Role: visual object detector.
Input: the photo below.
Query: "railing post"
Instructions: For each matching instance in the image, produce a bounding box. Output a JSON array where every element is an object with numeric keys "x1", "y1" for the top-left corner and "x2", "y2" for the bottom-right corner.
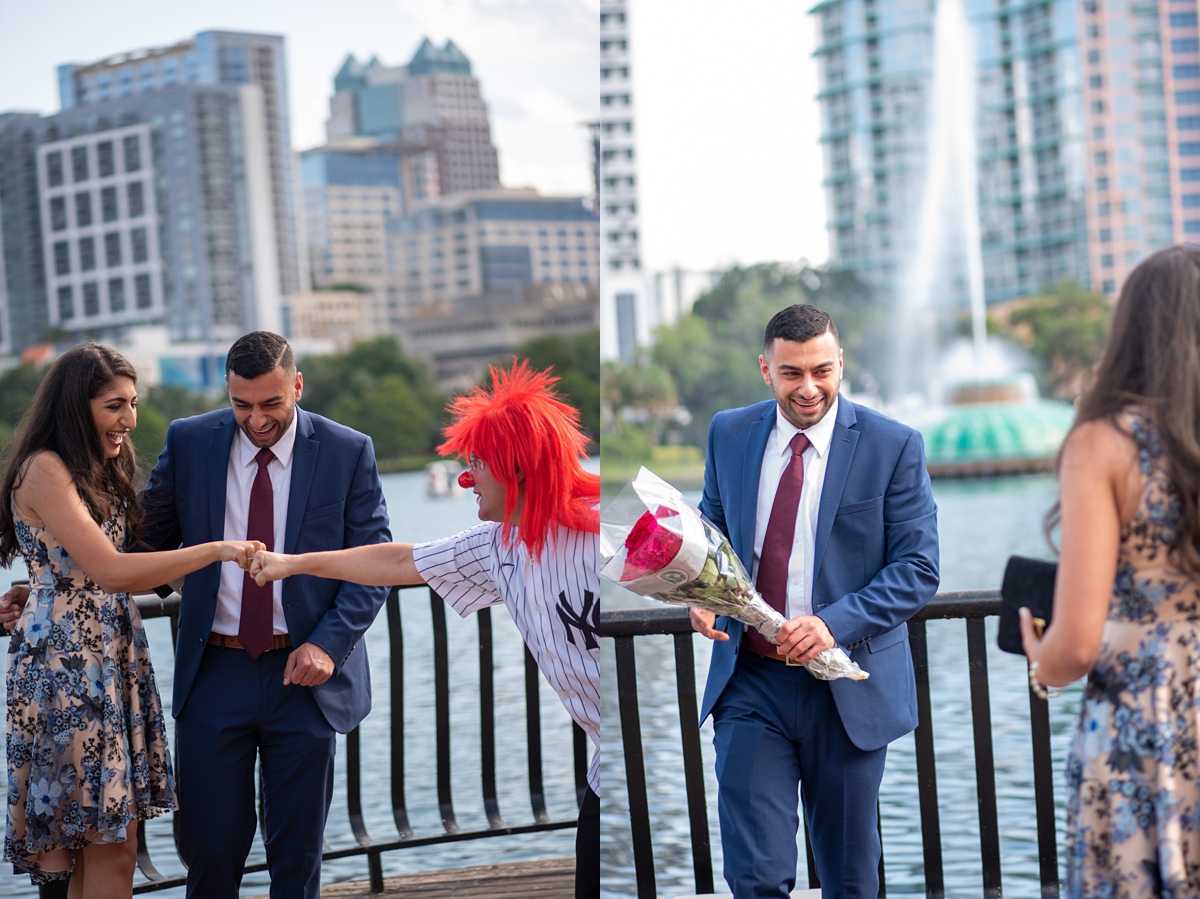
[
  {"x1": 672, "y1": 632, "x2": 714, "y2": 894},
  {"x1": 1029, "y1": 685, "x2": 1060, "y2": 898},
  {"x1": 614, "y1": 634, "x2": 657, "y2": 899},
  {"x1": 477, "y1": 608, "x2": 504, "y2": 828},
  {"x1": 429, "y1": 592, "x2": 459, "y2": 834},
  {"x1": 385, "y1": 587, "x2": 413, "y2": 839},
  {"x1": 525, "y1": 645, "x2": 550, "y2": 823},
  {"x1": 908, "y1": 619, "x2": 944, "y2": 899},
  {"x1": 966, "y1": 618, "x2": 1002, "y2": 898}
]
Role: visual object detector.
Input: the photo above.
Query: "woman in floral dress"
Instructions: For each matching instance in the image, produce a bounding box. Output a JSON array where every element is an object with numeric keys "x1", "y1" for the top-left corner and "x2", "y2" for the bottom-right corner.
[
  {"x1": 1, "y1": 344, "x2": 261, "y2": 897},
  {"x1": 1021, "y1": 245, "x2": 1200, "y2": 896}
]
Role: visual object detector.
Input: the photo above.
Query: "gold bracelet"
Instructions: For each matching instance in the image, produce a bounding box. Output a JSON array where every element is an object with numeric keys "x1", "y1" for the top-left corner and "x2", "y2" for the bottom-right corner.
[{"x1": 1028, "y1": 660, "x2": 1064, "y2": 700}]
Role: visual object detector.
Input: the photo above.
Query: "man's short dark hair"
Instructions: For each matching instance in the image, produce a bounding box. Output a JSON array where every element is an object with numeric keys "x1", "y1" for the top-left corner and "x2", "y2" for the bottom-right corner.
[
  {"x1": 763, "y1": 304, "x2": 838, "y2": 355},
  {"x1": 225, "y1": 331, "x2": 295, "y2": 379}
]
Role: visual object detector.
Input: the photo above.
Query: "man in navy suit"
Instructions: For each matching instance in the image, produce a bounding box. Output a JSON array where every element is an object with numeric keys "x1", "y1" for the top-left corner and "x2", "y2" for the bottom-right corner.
[
  {"x1": 689, "y1": 305, "x2": 938, "y2": 898},
  {"x1": 142, "y1": 331, "x2": 390, "y2": 898}
]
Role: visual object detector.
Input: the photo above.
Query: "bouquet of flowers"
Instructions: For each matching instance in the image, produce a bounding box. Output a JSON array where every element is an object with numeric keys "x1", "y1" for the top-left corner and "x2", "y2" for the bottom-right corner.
[{"x1": 600, "y1": 467, "x2": 866, "y2": 681}]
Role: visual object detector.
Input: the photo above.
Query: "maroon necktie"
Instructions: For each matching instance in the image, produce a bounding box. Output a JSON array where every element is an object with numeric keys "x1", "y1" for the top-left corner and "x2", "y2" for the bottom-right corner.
[
  {"x1": 239, "y1": 447, "x2": 275, "y2": 659},
  {"x1": 746, "y1": 432, "x2": 811, "y2": 657}
]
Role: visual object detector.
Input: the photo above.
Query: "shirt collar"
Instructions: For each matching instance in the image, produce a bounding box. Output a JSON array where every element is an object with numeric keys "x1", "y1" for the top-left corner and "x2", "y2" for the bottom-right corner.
[
  {"x1": 772, "y1": 394, "x2": 839, "y2": 460},
  {"x1": 233, "y1": 408, "x2": 299, "y2": 470}
]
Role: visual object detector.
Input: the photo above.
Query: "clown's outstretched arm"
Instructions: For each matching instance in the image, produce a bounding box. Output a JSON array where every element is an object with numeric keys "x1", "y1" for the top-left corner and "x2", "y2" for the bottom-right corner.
[{"x1": 251, "y1": 544, "x2": 426, "y2": 587}]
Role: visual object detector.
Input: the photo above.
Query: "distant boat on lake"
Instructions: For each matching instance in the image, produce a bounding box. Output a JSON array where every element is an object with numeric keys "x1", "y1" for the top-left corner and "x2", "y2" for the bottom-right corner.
[{"x1": 424, "y1": 460, "x2": 466, "y2": 498}]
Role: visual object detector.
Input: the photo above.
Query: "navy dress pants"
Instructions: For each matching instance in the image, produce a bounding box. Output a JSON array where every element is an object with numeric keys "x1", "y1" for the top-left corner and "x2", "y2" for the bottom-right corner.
[
  {"x1": 712, "y1": 652, "x2": 887, "y2": 899},
  {"x1": 176, "y1": 643, "x2": 336, "y2": 899}
]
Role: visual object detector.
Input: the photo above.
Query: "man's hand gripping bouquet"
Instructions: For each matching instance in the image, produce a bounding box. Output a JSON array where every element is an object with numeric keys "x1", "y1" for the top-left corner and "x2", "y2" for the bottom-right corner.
[{"x1": 600, "y1": 468, "x2": 866, "y2": 681}]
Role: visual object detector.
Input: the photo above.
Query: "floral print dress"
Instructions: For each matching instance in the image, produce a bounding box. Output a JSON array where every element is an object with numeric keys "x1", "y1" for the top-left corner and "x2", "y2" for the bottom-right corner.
[
  {"x1": 1066, "y1": 411, "x2": 1200, "y2": 897},
  {"x1": 4, "y1": 499, "x2": 175, "y2": 884}
]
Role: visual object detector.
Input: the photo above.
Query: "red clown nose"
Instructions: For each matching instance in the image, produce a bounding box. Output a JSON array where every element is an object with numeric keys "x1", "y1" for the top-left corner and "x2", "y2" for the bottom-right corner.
[{"x1": 457, "y1": 470, "x2": 475, "y2": 489}]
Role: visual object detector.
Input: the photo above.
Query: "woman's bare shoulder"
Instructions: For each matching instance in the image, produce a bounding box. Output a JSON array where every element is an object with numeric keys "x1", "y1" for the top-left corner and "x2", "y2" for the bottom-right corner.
[
  {"x1": 1063, "y1": 417, "x2": 1135, "y2": 466},
  {"x1": 20, "y1": 450, "x2": 70, "y2": 483}
]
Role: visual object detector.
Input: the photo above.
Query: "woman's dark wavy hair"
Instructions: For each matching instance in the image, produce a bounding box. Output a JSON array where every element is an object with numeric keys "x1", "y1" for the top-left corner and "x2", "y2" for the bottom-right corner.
[
  {"x1": 0, "y1": 343, "x2": 143, "y2": 567},
  {"x1": 1047, "y1": 245, "x2": 1200, "y2": 576}
]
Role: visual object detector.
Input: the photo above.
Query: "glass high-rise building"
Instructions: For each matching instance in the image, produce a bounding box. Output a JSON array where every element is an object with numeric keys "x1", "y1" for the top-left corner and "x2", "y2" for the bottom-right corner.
[
  {"x1": 1078, "y1": 0, "x2": 1200, "y2": 294},
  {"x1": 325, "y1": 39, "x2": 501, "y2": 196},
  {"x1": 57, "y1": 30, "x2": 301, "y2": 299},
  {"x1": 0, "y1": 30, "x2": 301, "y2": 351},
  {"x1": 598, "y1": 0, "x2": 649, "y2": 363},
  {"x1": 0, "y1": 83, "x2": 285, "y2": 347},
  {"x1": 812, "y1": 0, "x2": 1087, "y2": 308},
  {"x1": 811, "y1": 0, "x2": 1200, "y2": 306}
]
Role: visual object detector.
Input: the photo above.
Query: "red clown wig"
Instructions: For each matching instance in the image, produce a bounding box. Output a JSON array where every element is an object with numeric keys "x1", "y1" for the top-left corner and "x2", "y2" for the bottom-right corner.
[{"x1": 439, "y1": 360, "x2": 599, "y2": 560}]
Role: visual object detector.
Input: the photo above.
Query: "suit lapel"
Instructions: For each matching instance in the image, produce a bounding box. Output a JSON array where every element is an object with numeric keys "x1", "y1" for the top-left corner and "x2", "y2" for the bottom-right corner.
[
  {"x1": 209, "y1": 416, "x2": 236, "y2": 540},
  {"x1": 737, "y1": 404, "x2": 775, "y2": 565},
  {"x1": 813, "y1": 397, "x2": 859, "y2": 581},
  {"x1": 285, "y1": 409, "x2": 317, "y2": 554}
]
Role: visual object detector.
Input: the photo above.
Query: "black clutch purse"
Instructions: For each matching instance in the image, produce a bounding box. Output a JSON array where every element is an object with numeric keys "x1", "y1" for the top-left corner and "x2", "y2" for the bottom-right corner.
[{"x1": 996, "y1": 555, "x2": 1058, "y2": 654}]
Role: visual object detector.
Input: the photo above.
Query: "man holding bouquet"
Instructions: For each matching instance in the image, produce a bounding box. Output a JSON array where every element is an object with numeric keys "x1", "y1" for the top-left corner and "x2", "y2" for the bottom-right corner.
[{"x1": 690, "y1": 304, "x2": 939, "y2": 898}]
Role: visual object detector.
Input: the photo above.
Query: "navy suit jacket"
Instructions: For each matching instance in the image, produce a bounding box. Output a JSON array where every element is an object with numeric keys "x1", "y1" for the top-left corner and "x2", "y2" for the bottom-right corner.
[
  {"x1": 698, "y1": 397, "x2": 939, "y2": 752},
  {"x1": 140, "y1": 406, "x2": 391, "y2": 734}
]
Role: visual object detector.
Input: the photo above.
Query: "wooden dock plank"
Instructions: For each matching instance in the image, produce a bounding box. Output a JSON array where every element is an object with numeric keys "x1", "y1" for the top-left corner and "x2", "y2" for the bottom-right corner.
[{"x1": 248, "y1": 856, "x2": 575, "y2": 898}]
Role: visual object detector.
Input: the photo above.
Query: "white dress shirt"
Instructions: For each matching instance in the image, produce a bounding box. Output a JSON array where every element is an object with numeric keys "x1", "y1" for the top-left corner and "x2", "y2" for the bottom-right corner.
[
  {"x1": 212, "y1": 414, "x2": 298, "y2": 636},
  {"x1": 752, "y1": 396, "x2": 840, "y2": 620}
]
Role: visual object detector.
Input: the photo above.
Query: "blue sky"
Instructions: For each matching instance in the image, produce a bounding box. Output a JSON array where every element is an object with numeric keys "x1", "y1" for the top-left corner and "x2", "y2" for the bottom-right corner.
[{"x1": 0, "y1": 0, "x2": 599, "y2": 196}]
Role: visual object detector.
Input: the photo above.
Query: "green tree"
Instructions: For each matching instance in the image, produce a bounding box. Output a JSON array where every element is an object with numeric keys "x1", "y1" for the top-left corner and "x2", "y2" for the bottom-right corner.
[
  {"x1": 601, "y1": 357, "x2": 680, "y2": 460},
  {"x1": 990, "y1": 281, "x2": 1112, "y2": 398},
  {"x1": 130, "y1": 403, "x2": 171, "y2": 472},
  {"x1": 298, "y1": 336, "x2": 446, "y2": 459},
  {"x1": 140, "y1": 383, "x2": 221, "y2": 423},
  {"x1": 500, "y1": 330, "x2": 600, "y2": 439},
  {"x1": 0, "y1": 364, "x2": 48, "y2": 434},
  {"x1": 330, "y1": 373, "x2": 436, "y2": 457}
]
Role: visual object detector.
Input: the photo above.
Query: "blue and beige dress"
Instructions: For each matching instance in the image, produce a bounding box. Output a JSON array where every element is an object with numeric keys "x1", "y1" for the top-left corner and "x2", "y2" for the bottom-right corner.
[
  {"x1": 4, "y1": 498, "x2": 175, "y2": 883},
  {"x1": 1066, "y1": 409, "x2": 1200, "y2": 896}
]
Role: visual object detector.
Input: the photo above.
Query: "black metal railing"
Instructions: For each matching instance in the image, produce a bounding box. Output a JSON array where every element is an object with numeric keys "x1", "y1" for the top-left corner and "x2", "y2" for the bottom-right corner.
[
  {"x1": 37, "y1": 584, "x2": 585, "y2": 897},
  {"x1": 599, "y1": 591, "x2": 1062, "y2": 899}
]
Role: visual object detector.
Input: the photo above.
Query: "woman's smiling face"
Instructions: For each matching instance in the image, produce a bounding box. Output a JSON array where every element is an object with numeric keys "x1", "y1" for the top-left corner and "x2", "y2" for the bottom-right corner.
[{"x1": 90, "y1": 376, "x2": 137, "y2": 458}]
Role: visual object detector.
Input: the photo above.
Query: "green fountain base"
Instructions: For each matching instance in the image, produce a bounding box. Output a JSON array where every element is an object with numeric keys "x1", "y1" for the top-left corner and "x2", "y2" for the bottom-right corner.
[{"x1": 910, "y1": 376, "x2": 1076, "y2": 478}]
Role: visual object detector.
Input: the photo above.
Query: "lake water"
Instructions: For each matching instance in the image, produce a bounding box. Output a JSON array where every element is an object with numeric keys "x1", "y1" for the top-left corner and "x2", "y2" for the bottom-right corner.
[
  {"x1": 599, "y1": 473, "x2": 1078, "y2": 898},
  {"x1": 2, "y1": 468, "x2": 583, "y2": 898}
]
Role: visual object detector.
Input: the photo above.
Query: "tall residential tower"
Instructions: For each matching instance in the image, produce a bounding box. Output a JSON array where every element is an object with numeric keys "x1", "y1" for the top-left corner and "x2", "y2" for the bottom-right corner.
[
  {"x1": 811, "y1": 0, "x2": 1200, "y2": 305},
  {"x1": 58, "y1": 30, "x2": 302, "y2": 299},
  {"x1": 598, "y1": 0, "x2": 649, "y2": 363},
  {"x1": 325, "y1": 39, "x2": 500, "y2": 196}
]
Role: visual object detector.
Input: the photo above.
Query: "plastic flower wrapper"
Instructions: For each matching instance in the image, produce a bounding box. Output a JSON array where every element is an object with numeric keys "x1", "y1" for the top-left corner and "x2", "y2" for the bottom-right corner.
[{"x1": 600, "y1": 467, "x2": 866, "y2": 681}]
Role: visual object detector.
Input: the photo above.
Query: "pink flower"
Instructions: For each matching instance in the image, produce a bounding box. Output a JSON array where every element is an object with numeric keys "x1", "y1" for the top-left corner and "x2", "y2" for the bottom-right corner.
[{"x1": 621, "y1": 507, "x2": 682, "y2": 581}]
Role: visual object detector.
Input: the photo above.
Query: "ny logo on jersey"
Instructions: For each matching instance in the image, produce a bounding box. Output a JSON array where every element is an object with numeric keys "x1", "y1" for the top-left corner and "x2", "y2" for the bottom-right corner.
[{"x1": 557, "y1": 589, "x2": 598, "y2": 651}]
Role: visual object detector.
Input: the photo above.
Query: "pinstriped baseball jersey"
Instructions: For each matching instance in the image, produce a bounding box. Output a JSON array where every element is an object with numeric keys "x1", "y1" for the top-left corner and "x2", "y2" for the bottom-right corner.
[{"x1": 412, "y1": 521, "x2": 600, "y2": 792}]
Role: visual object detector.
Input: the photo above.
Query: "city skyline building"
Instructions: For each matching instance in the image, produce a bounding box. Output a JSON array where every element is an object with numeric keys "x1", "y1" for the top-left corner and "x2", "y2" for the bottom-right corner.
[
  {"x1": 0, "y1": 80, "x2": 283, "y2": 350},
  {"x1": 382, "y1": 187, "x2": 599, "y2": 387},
  {"x1": 811, "y1": 0, "x2": 1088, "y2": 311},
  {"x1": 57, "y1": 30, "x2": 302, "y2": 300},
  {"x1": 300, "y1": 138, "x2": 440, "y2": 332},
  {"x1": 326, "y1": 39, "x2": 501, "y2": 197},
  {"x1": 1078, "y1": 0, "x2": 1200, "y2": 294},
  {"x1": 0, "y1": 113, "x2": 47, "y2": 356},
  {"x1": 384, "y1": 187, "x2": 598, "y2": 318},
  {"x1": 811, "y1": 0, "x2": 1200, "y2": 310},
  {"x1": 598, "y1": 0, "x2": 651, "y2": 364}
]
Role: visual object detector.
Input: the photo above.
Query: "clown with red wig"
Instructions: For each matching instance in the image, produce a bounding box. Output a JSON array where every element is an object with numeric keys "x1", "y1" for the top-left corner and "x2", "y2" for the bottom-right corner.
[{"x1": 249, "y1": 360, "x2": 601, "y2": 899}]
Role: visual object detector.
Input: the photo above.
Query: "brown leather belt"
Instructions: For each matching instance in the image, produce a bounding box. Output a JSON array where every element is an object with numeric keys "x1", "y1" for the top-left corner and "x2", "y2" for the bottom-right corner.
[
  {"x1": 208, "y1": 632, "x2": 292, "y2": 652},
  {"x1": 742, "y1": 632, "x2": 799, "y2": 665}
]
